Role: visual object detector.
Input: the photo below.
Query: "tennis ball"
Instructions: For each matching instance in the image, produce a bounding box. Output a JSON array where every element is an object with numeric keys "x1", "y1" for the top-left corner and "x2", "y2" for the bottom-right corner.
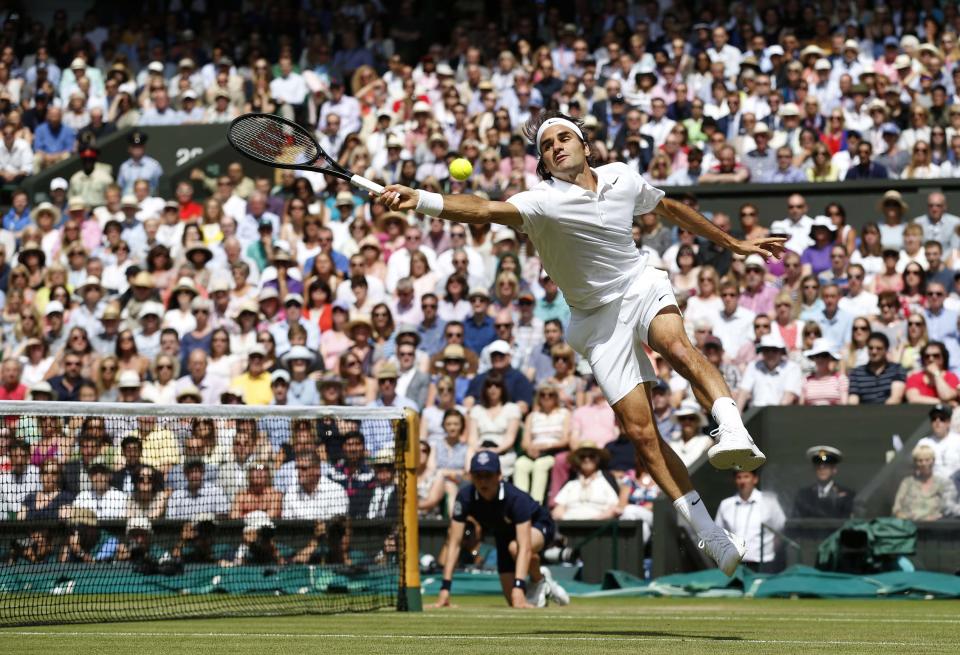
[{"x1": 449, "y1": 157, "x2": 473, "y2": 181}]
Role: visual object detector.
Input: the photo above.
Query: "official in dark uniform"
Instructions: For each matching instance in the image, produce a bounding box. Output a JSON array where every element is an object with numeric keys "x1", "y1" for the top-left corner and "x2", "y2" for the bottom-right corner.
[
  {"x1": 793, "y1": 446, "x2": 856, "y2": 518},
  {"x1": 434, "y1": 451, "x2": 567, "y2": 608}
]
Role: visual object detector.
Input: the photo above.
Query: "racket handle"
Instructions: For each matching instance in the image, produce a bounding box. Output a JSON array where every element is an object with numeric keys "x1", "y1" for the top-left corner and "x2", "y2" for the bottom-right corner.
[{"x1": 351, "y1": 175, "x2": 384, "y2": 196}]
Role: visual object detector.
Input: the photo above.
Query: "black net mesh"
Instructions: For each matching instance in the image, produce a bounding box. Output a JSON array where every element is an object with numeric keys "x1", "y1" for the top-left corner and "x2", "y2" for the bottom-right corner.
[
  {"x1": 229, "y1": 115, "x2": 320, "y2": 166},
  {"x1": 0, "y1": 403, "x2": 408, "y2": 626}
]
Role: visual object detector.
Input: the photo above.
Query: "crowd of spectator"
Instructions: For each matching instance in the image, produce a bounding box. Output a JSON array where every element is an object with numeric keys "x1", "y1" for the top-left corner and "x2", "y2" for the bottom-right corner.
[{"x1": 2, "y1": 2, "x2": 960, "y2": 571}]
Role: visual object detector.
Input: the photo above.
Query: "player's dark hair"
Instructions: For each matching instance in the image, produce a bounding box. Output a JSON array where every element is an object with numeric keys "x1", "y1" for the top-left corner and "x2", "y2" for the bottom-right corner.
[{"x1": 522, "y1": 111, "x2": 590, "y2": 181}]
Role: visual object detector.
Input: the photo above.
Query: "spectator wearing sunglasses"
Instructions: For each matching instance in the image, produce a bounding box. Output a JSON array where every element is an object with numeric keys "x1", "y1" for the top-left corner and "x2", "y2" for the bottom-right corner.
[{"x1": 905, "y1": 341, "x2": 959, "y2": 404}]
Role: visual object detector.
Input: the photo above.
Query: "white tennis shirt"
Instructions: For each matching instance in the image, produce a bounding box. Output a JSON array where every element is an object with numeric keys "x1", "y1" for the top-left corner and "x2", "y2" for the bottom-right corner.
[{"x1": 507, "y1": 162, "x2": 665, "y2": 310}]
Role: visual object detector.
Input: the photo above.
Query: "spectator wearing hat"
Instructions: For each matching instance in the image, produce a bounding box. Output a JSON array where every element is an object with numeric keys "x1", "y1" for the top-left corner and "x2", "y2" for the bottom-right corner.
[
  {"x1": 918, "y1": 405, "x2": 960, "y2": 482},
  {"x1": 801, "y1": 338, "x2": 849, "y2": 406},
  {"x1": 67, "y1": 275, "x2": 105, "y2": 337},
  {"x1": 281, "y1": 346, "x2": 320, "y2": 406},
  {"x1": 133, "y1": 301, "x2": 164, "y2": 360},
  {"x1": 742, "y1": 122, "x2": 776, "y2": 182},
  {"x1": 370, "y1": 362, "x2": 418, "y2": 411},
  {"x1": 466, "y1": 339, "x2": 534, "y2": 414},
  {"x1": 463, "y1": 287, "x2": 496, "y2": 354},
  {"x1": 230, "y1": 344, "x2": 273, "y2": 405},
  {"x1": 436, "y1": 451, "x2": 564, "y2": 609},
  {"x1": 739, "y1": 254, "x2": 778, "y2": 317},
  {"x1": 875, "y1": 123, "x2": 910, "y2": 177},
  {"x1": 737, "y1": 332, "x2": 802, "y2": 408},
  {"x1": 552, "y1": 442, "x2": 619, "y2": 520},
  {"x1": 794, "y1": 446, "x2": 855, "y2": 519},
  {"x1": 117, "y1": 130, "x2": 163, "y2": 194},
  {"x1": 42, "y1": 299, "x2": 68, "y2": 356},
  {"x1": 667, "y1": 401, "x2": 714, "y2": 467}
]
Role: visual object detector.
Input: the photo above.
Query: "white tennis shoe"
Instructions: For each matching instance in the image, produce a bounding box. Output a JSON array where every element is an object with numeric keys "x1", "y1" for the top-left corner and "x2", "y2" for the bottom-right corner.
[
  {"x1": 708, "y1": 424, "x2": 766, "y2": 471},
  {"x1": 698, "y1": 527, "x2": 747, "y2": 576},
  {"x1": 526, "y1": 577, "x2": 548, "y2": 607},
  {"x1": 539, "y1": 566, "x2": 570, "y2": 606}
]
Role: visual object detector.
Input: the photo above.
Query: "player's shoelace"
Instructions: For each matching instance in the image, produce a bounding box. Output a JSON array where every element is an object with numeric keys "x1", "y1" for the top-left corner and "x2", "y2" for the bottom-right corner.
[{"x1": 709, "y1": 424, "x2": 755, "y2": 445}]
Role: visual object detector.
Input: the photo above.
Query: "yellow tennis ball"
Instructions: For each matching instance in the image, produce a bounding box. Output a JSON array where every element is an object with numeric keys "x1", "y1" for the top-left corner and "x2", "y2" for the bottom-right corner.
[{"x1": 449, "y1": 157, "x2": 473, "y2": 181}]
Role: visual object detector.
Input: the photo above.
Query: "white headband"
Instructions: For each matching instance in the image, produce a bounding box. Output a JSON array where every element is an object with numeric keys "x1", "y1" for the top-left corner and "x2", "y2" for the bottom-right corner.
[{"x1": 535, "y1": 118, "x2": 584, "y2": 154}]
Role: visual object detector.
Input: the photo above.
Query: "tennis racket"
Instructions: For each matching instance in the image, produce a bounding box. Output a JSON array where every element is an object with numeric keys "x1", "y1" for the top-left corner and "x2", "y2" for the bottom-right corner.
[{"x1": 227, "y1": 113, "x2": 384, "y2": 196}]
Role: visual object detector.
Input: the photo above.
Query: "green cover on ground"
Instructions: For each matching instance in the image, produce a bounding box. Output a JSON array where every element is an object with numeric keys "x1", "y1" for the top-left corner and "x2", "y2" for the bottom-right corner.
[{"x1": 421, "y1": 565, "x2": 960, "y2": 599}]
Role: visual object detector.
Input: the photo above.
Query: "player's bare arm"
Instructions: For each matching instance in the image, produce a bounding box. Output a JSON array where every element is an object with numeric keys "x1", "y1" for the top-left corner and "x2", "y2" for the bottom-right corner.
[
  {"x1": 434, "y1": 518, "x2": 465, "y2": 608},
  {"x1": 378, "y1": 185, "x2": 522, "y2": 228},
  {"x1": 654, "y1": 197, "x2": 787, "y2": 261}
]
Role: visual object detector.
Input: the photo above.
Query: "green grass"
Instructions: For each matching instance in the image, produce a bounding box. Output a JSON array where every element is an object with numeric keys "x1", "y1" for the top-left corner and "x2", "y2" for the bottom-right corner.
[{"x1": 2, "y1": 596, "x2": 959, "y2": 655}]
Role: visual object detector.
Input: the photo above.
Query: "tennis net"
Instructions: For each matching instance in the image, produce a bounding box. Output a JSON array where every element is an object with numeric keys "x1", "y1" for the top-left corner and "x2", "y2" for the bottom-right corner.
[{"x1": 0, "y1": 400, "x2": 419, "y2": 626}]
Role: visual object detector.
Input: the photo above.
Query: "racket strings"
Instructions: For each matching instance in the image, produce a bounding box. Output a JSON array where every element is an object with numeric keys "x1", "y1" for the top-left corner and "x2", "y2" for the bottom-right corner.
[{"x1": 232, "y1": 116, "x2": 320, "y2": 166}]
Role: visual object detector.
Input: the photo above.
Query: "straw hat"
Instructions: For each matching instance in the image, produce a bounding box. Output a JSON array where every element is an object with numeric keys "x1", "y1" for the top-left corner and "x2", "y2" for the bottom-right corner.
[{"x1": 569, "y1": 441, "x2": 611, "y2": 468}]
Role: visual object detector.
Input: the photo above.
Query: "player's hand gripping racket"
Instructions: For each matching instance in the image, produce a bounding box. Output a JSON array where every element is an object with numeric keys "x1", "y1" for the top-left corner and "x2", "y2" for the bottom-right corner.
[{"x1": 227, "y1": 113, "x2": 384, "y2": 196}]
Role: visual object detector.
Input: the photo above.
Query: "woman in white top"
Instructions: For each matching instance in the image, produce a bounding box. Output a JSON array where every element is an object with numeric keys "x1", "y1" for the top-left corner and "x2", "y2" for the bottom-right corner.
[
  {"x1": 420, "y1": 376, "x2": 465, "y2": 444},
  {"x1": 551, "y1": 442, "x2": 619, "y2": 521},
  {"x1": 468, "y1": 374, "x2": 521, "y2": 477},
  {"x1": 20, "y1": 338, "x2": 55, "y2": 386},
  {"x1": 438, "y1": 272, "x2": 471, "y2": 323},
  {"x1": 683, "y1": 265, "x2": 723, "y2": 328},
  {"x1": 208, "y1": 327, "x2": 242, "y2": 379},
  {"x1": 668, "y1": 402, "x2": 714, "y2": 468},
  {"x1": 409, "y1": 250, "x2": 438, "y2": 302},
  {"x1": 514, "y1": 383, "x2": 571, "y2": 504},
  {"x1": 164, "y1": 277, "x2": 199, "y2": 338},
  {"x1": 140, "y1": 354, "x2": 179, "y2": 405},
  {"x1": 849, "y1": 222, "x2": 884, "y2": 283},
  {"x1": 901, "y1": 140, "x2": 942, "y2": 179},
  {"x1": 230, "y1": 301, "x2": 260, "y2": 360}
]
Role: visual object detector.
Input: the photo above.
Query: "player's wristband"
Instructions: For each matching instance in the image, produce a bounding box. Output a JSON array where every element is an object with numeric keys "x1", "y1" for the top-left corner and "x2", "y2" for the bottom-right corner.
[
  {"x1": 513, "y1": 578, "x2": 527, "y2": 591},
  {"x1": 415, "y1": 190, "x2": 444, "y2": 217},
  {"x1": 440, "y1": 579, "x2": 452, "y2": 591}
]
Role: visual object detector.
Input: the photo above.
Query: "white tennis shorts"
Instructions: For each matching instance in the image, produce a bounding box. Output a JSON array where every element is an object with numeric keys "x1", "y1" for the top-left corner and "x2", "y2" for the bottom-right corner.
[{"x1": 566, "y1": 266, "x2": 677, "y2": 405}]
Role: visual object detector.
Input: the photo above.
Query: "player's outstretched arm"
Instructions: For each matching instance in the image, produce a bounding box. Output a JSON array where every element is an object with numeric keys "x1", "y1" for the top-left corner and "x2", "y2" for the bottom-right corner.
[
  {"x1": 654, "y1": 197, "x2": 787, "y2": 260},
  {"x1": 378, "y1": 184, "x2": 522, "y2": 228}
]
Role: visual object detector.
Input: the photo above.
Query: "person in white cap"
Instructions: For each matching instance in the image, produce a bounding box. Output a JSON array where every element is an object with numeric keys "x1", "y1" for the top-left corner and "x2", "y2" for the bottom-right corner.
[
  {"x1": 379, "y1": 112, "x2": 786, "y2": 575},
  {"x1": 667, "y1": 401, "x2": 714, "y2": 468},
  {"x1": 737, "y1": 332, "x2": 802, "y2": 408}
]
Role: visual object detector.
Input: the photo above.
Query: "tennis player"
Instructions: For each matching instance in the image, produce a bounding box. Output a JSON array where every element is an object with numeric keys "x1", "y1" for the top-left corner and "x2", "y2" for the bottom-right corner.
[
  {"x1": 379, "y1": 111, "x2": 786, "y2": 574},
  {"x1": 435, "y1": 451, "x2": 568, "y2": 609}
]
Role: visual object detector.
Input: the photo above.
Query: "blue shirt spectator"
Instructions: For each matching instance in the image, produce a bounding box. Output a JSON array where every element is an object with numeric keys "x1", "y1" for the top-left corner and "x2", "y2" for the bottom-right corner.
[
  {"x1": 464, "y1": 311, "x2": 496, "y2": 354},
  {"x1": 34, "y1": 118, "x2": 75, "y2": 156},
  {"x1": 117, "y1": 155, "x2": 163, "y2": 194}
]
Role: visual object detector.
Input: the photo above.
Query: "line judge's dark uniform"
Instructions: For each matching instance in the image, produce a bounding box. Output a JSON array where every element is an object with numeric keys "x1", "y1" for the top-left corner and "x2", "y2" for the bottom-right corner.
[{"x1": 793, "y1": 481, "x2": 855, "y2": 519}]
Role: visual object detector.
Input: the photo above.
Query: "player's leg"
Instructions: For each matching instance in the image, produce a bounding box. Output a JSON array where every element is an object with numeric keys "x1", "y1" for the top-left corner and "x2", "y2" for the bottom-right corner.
[
  {"x1": 612, "y1": 383, "x2": 745, "y2": 575},
  {"x1": 646, "y1": 306, "x2": 765, "y2": 471}
]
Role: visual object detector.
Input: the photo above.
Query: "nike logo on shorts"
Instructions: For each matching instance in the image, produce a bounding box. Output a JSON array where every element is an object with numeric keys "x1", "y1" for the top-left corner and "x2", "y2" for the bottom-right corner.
[
  {"x1": 692, "y1": 496, "x2": 701, "y2": 506},
  {"x1": 658, "y1": 294, "x2": 668, "y2": 302}
]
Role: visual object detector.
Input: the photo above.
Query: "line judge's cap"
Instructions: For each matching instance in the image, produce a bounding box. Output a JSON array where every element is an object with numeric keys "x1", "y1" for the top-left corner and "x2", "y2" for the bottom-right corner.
[
  {"x1": 929, "y1": 403, "x2": 953, "y2": 420},
  {"x1": 806, "y1": 445, "x2": 843, "y2": 465},
  {"x1": 469, "y1": 450, "x2": 501, "y2": 473},
  {"x1": 128, "y1": 130, "x2": 148, "y2": 145}
]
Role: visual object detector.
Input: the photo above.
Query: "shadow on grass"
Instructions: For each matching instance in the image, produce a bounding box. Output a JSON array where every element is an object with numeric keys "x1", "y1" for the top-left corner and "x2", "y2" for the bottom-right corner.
[{"x1": 523, "y1": 629, "x2": 742, "y2": 641}]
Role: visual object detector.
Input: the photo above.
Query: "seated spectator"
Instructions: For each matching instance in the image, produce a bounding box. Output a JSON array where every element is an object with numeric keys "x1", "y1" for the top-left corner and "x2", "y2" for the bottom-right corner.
[
  {"x1": 812, "y1": 283, "x2": 854, "y2": 352},
  {"x1": 667, "y1": 401, "x2": 713, "y2": 467},
  {"x1": 905, "y1": 341, "x2": 959, "y2": 404},
  {"x1": 732, "y1": 313, "x2": 771, "y2": 372},
  {"x1": 763, "y1": 146, "x2": 807, "y2": 183},
  {"x1": 17, "y1": 460, "x2": 73, "y2": 521},
  {"x1": 801, "y1": 338, "x2": 849, "y2": 405},
  {"x1": 369, "y1": 362, "x2": 418, "y2": 410},
  {"x1": 924, "y1": 282, "x2": 958, "y2": 342},
  {"x1": 892, "y1": 444, "x2": 958, "y2": 521},
  {"x1": 545, "y1": 343, "x2": 583, "y2": 409},
  {"x1": 365, "y1": 453, "x2": 398, "y2": 520},
  {"x1": 416, "y1": 440, "x2": 446, "y2": 521},
  {"x1": 72, "y1": 464, "x2": 128, "y2": 520},
  {"x1": 465, "y1": 340, "x2": 534, "y2": 413},
  {"x1": 793, "y1": 446, "x2": 855, "y2": 519},
  {"x1": 715, "y1": 469, "x2": 786, "y2": 573},
  {"x1": 698, "y1": 145, "x2": 749, "y2": 183},
  {"x1": 57, "y1": 509, "x2": 118, "y2": 563},
  {"x1": 166, "y1": 459, "x2": 230, "y2": 520},
  {"x1": 702, "y1": 336, "x2": 741, "y2": 396},
  {"x1": 230, "y1": 463, "x2": 283, "y2": 520},
  {"x1": 801, "y1": 216, "x2": 838, "y2": 277},
  {"x1": 329, "y1": 432, "x2": 375, "y2": 518},
  {"x1": 468, "y1": 373, "x2": 522, "y2": 478},
  {"x1": 917, "y1": 404, "x2": 960, "y2": 482},
  {"x1": 737, "y1": 332, "x2": 802, "y2": 408},
  {"x1": 551, "y1": 442, "x2": 619, "y2": 521},
  {"x1": 0, "y1": 441, "x2": 39, "y2": 516},
  {"x1": 125, "y1": 464, "x2": 168, "y2": 520},
  {"x1": 515, "y1": 383, "x2": 571, "y2": 504},
  {"x1": 282, "y1": 453, "x2": 349, "y2": 520},
  {"x1": 848, "y1": 332, "x2": 907, "y2": 405}
]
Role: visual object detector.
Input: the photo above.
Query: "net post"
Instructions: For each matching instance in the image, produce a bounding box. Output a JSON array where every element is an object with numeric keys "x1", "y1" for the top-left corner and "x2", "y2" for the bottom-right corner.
[{"x1": 399, "y1": 408, "x2": 423, "y2": 612}]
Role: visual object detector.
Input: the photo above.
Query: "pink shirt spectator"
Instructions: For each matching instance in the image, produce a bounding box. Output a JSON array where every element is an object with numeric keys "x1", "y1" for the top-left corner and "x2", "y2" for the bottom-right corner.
[
  {"x1": 571, "y1": 401, "x2": 617, "y2": 447},
  {"x1": 739, "y1": 284, "x2": 778, "y2": 316}
]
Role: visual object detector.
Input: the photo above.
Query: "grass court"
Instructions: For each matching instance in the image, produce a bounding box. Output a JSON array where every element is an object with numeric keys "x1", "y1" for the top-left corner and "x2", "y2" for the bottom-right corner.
[{"x1": 2, "y1": 595, "x2": 958, "y2": 654}]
